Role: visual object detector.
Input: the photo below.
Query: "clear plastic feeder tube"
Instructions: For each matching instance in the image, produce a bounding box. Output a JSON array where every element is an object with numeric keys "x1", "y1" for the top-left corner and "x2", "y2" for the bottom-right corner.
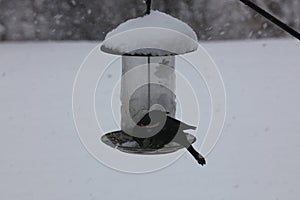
[{"x1": 121, "y1": 55, "x2": 176, "y2": 135}]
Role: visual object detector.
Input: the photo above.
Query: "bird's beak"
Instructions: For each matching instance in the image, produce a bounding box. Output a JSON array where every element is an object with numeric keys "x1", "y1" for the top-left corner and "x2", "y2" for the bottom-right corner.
[{"x1": 140, "y1": 122, "x2": 160, "y2": 128}]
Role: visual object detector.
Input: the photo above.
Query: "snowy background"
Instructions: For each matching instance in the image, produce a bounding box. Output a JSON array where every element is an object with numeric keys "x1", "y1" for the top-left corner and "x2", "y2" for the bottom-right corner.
[
  {"x1": 1, "y1": 39, "x2": 299, "y2": 199},
  {"x1": 0, "y1": 0, "x2": 300, "y2": 199}
]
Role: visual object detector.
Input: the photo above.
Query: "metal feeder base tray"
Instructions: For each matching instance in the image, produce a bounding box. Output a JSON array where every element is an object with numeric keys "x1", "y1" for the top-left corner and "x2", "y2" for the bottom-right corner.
[{"x1": 101, "y1": 130, "x2": 196, "y2": 155}]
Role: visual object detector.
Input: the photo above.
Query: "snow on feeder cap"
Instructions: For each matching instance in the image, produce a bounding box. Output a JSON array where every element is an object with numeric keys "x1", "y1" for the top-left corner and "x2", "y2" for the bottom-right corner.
[
  {"x1": 100, "y1": 10, "x2": 206, "y2": 166},
  {"x1": 101, "y1": 11, "x2": 198, "y2": 56}
]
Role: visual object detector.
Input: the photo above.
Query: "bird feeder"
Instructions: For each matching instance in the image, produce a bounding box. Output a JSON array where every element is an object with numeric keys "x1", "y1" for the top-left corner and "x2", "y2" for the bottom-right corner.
[{"x1": 100, "y1": 11, "x2": 199, "y2": 154}]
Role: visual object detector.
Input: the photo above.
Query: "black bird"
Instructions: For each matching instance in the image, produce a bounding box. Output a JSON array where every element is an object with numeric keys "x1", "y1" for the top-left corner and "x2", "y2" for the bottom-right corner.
[{"x1": 131, "y1": 110, "x2": 206, "y2": 166}]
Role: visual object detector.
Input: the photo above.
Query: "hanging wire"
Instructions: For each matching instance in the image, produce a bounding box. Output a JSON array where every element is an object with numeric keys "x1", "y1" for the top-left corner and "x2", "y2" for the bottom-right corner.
[
  {"x1": 145, "y1": 0, "x2": 152, "y2": 15},
  {"x1": 239, "y1": 0, "x2": 300, "y2": 41}
]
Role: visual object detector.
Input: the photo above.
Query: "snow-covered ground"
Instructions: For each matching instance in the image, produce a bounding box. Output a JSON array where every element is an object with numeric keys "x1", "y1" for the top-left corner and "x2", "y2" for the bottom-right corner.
[{"x1": 0, "y1": 39, "x2": 299, "y2": 199}]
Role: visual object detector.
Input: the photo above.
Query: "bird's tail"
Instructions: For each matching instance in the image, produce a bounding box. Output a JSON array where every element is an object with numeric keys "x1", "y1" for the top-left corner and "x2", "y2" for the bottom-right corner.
[{"x1": 187, "y1": 145, "x2": 206, "y2": 166}]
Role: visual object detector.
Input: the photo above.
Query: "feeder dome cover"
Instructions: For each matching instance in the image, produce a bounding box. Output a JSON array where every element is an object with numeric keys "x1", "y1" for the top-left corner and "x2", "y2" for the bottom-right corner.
[{"x1": 101, "y1": 11, "x2": 198, "y2": 56}]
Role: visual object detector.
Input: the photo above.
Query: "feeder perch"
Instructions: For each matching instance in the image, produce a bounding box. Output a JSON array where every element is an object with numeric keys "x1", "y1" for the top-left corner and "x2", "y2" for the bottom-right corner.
[{"x1": 100, "y1": 11, "x2": 199, "y2": 154}]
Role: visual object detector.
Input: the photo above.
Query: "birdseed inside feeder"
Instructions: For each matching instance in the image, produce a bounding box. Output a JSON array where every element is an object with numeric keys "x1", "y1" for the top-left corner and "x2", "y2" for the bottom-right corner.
[{"x1": 100, "y1": 11, "x2": 201, "y2": 156}]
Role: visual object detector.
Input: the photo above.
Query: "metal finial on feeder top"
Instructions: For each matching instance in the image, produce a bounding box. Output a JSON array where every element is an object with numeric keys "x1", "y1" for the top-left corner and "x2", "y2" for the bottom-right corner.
[{"x1": 145, "y1": 0, "x2": 152, "y2": 15}]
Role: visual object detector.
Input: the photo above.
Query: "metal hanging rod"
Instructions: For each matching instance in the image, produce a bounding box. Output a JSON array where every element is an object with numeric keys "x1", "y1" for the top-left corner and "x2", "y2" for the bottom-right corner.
[
  {"x1": 239, "y1": 0, "x2": 300, "y2": 41},
  {"x1": 143, "y1": 0, "x2": 300, "y2": 40}
]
